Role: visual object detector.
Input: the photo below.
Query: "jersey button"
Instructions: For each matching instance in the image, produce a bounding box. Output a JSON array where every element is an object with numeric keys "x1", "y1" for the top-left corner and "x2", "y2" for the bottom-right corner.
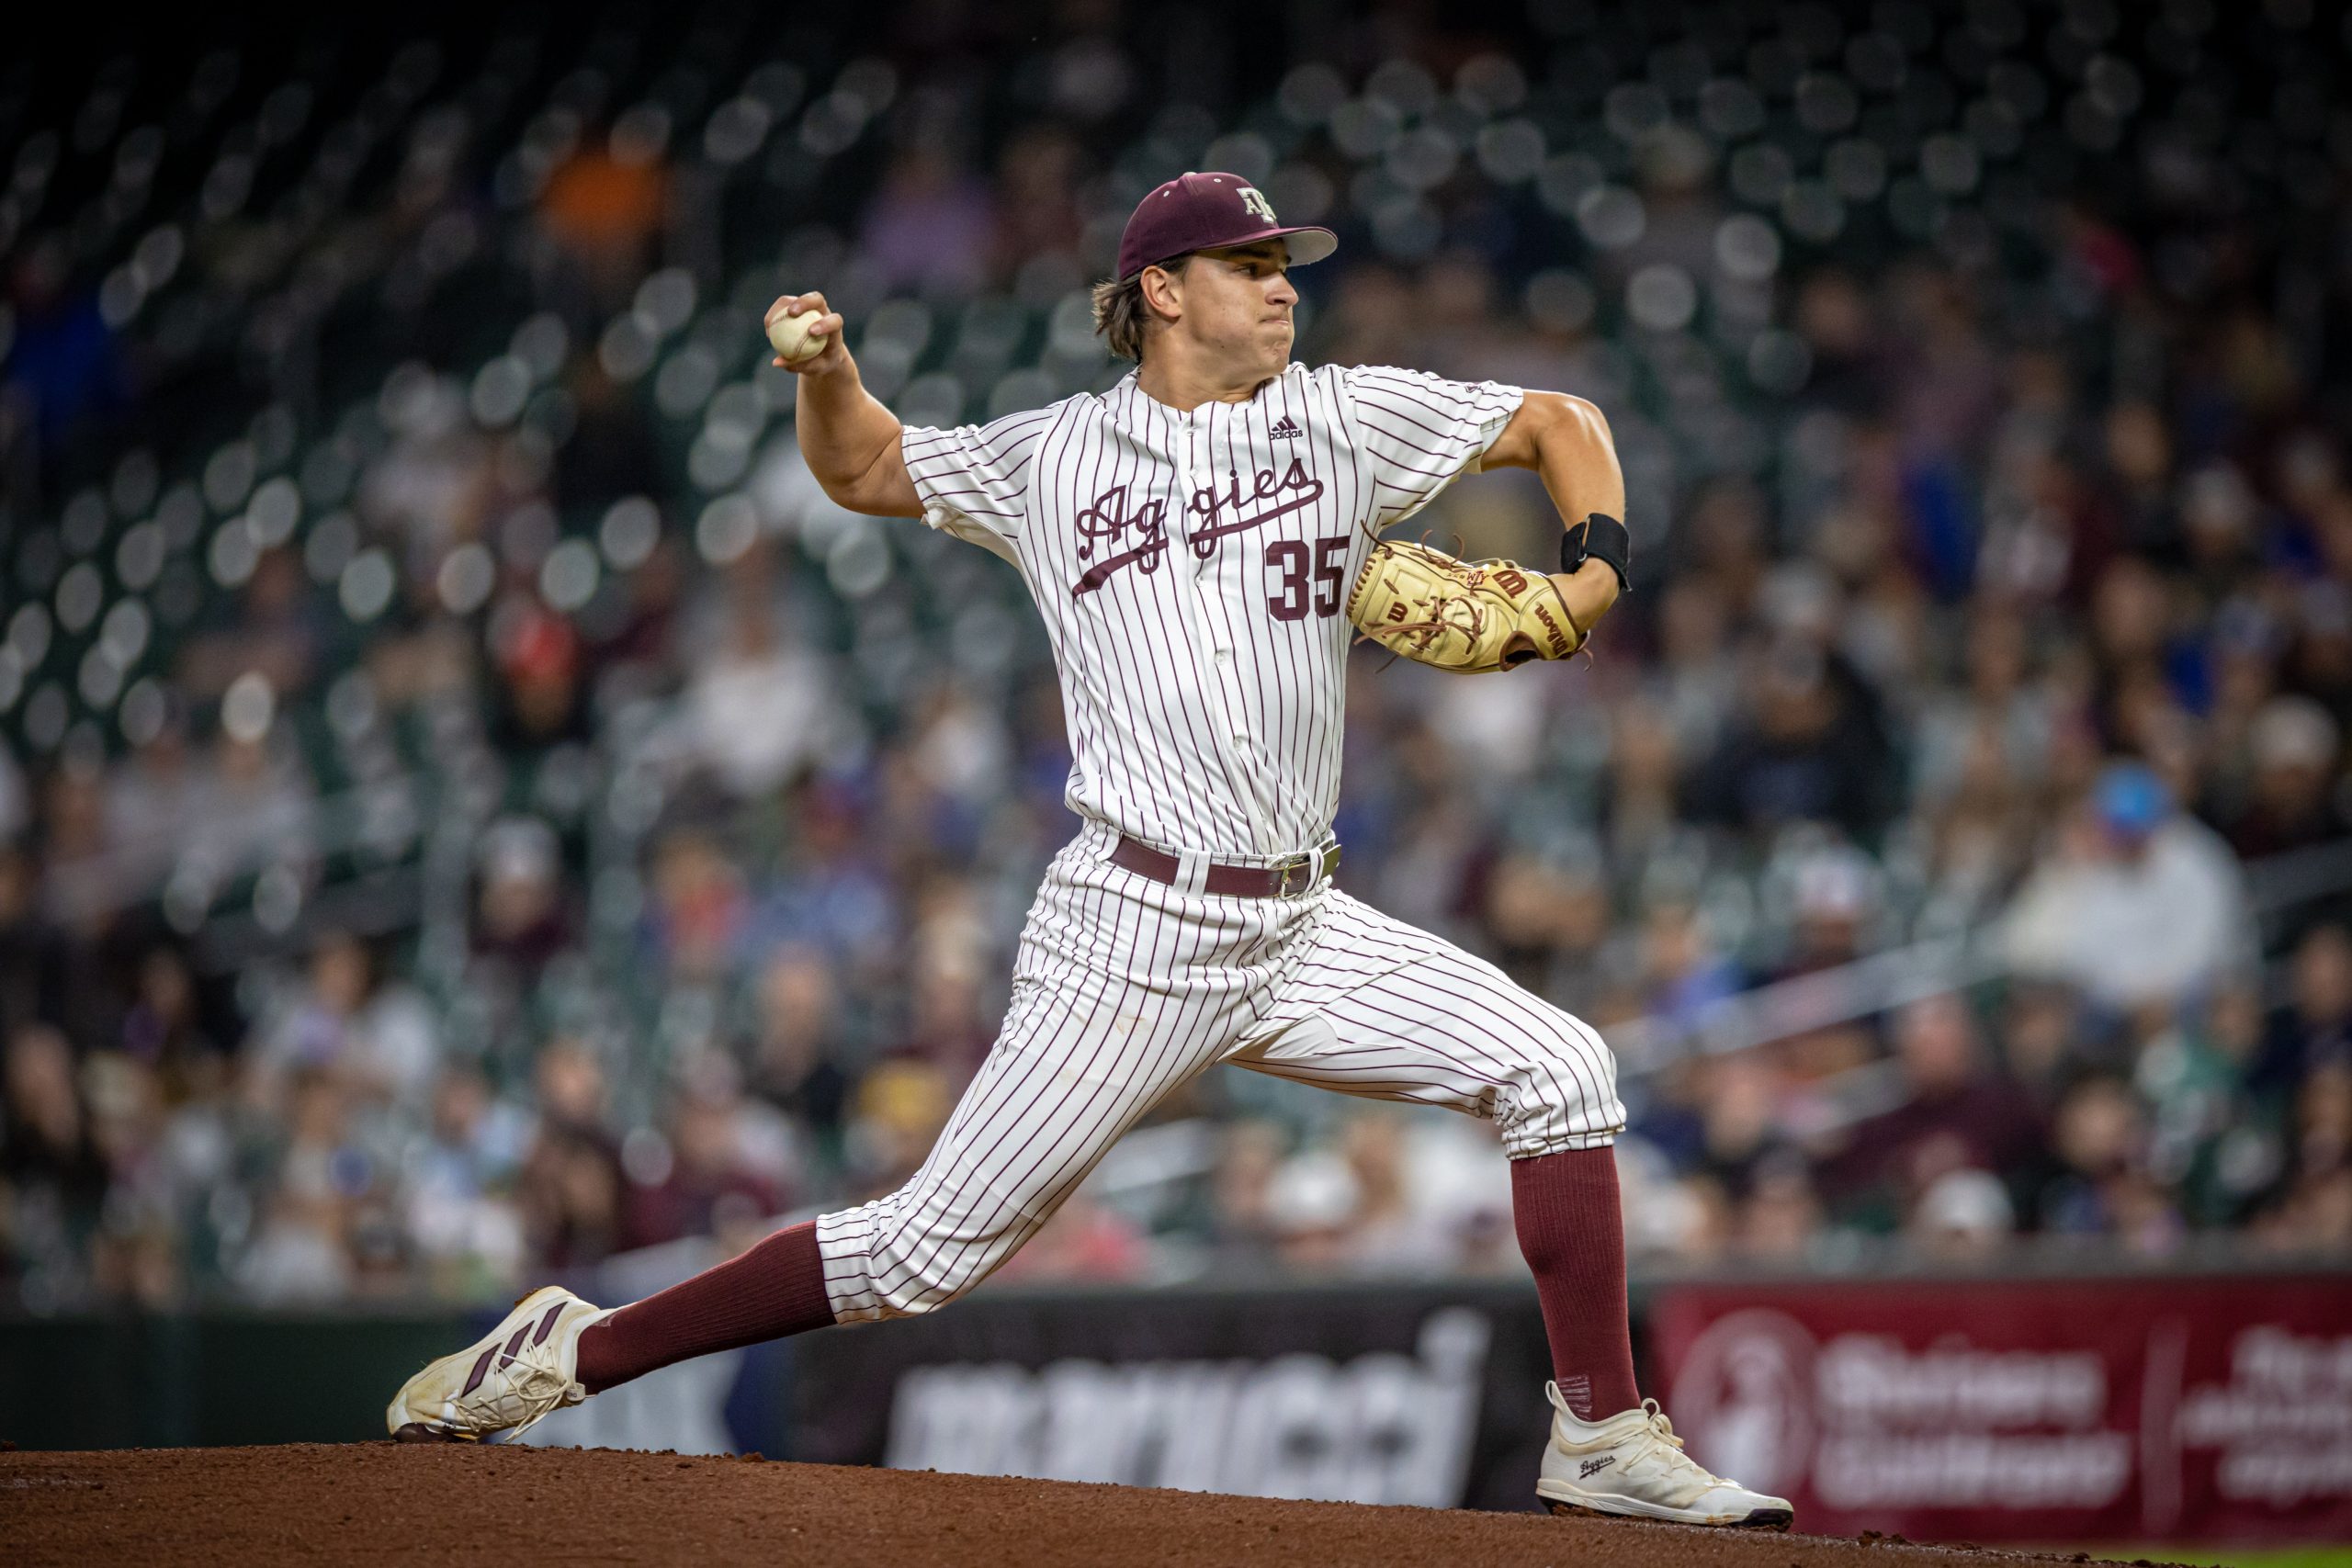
[{"x1": 1214, "y1": 648, "x2": 1231, "y2": 662}]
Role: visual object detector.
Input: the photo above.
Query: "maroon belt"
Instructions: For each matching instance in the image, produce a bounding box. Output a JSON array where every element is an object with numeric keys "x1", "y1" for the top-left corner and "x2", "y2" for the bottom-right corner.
[{"x1": 1111, "y1": 834, "x2": 1341, "y2": 898}]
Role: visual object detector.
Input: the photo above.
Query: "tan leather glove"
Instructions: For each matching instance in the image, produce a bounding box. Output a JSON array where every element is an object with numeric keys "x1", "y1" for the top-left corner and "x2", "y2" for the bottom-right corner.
[{"x1": 1343, "y1": 539, "x2": 1587, "y2": 673}]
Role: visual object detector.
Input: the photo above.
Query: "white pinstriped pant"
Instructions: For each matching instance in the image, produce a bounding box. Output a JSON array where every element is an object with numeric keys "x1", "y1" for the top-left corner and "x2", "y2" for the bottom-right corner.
[{"x1": 816, "y1": 818, "x2": 1625, "y2": 1322}]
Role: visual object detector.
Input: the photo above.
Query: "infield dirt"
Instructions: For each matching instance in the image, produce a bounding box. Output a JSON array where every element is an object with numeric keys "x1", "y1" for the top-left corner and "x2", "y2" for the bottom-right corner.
[{"x1": 1, "y1": 1442, "x2": 2181, "y2": 1566}]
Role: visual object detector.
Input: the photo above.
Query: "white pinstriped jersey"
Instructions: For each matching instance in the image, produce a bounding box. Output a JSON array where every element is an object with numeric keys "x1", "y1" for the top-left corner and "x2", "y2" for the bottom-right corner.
[{"x1": 901, "y1": 363, "x2": 1525, "y2": 860}]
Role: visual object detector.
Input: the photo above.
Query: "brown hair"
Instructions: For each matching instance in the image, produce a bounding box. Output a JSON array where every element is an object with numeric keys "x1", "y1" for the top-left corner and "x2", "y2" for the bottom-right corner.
[
  {"x1": 1091, "y1": 256, "x2": 1189, "y2": 362},
  {"x1": 1091, "y1": 275, "x2": 1149, "y2": 361}
]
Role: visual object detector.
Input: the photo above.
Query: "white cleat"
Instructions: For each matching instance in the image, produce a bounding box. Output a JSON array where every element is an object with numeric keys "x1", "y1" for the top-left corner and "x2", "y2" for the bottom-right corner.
[
  {"x1": 1536, "y1": 1383, "x2": 1794, "y2": 1529},
  {"x1": 387, "y1": 1285, "x2": 615, "y2": 1443}
]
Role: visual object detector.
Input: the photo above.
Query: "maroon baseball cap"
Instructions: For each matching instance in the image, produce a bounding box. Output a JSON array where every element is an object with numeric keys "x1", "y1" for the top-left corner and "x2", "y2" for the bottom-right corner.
[{"x1": 1115, "y1": 171, "x2": 1339, "y2": 282}]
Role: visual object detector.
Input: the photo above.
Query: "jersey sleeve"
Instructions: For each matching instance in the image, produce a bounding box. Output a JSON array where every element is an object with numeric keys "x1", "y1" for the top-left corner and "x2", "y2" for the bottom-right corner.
[
  {"x1": 899, "y1": 406, "x2": 1057, "y2": 566},
  {"x1": 1339, "y1": 365, "x2": 1526, "y2": 531}
]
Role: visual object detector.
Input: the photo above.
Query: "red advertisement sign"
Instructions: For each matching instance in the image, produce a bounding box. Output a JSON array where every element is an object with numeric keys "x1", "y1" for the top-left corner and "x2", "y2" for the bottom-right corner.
[{"x1": 1650, "y1": 1276, "x2": 2352, "y2": 1545}]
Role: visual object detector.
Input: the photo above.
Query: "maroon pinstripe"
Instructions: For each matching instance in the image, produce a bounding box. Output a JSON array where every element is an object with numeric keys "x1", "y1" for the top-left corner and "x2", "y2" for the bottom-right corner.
[{"x1": 818, "y1": 364, "x2": 1624, "y2": 1321}]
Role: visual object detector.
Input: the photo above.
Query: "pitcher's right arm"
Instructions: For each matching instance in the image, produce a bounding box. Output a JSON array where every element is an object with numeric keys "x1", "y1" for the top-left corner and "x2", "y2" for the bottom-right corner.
[{"x1": 765, "y1": 292, "x2": 922, "y2": 518}]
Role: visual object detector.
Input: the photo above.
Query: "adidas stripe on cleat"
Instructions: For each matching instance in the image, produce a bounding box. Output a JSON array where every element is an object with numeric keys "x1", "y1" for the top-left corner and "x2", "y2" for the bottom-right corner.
[{"x1": 386, "y1": 1286, "x2": 616, "y2": 1443}]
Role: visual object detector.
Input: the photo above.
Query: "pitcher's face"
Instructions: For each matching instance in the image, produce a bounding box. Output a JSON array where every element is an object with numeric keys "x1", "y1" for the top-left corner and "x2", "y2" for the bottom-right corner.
[{"x1": 1157, "y1": 241, "x2": 1296, "y2": 378}]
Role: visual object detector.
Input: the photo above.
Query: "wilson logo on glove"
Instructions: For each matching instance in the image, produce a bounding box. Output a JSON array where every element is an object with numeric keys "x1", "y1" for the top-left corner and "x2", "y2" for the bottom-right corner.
[{"x1": 1344, "y1": 538, "x2": 1589, "y2": 674}]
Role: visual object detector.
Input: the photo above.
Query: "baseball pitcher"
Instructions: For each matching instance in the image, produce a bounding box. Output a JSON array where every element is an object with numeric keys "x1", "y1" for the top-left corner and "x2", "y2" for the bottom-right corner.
[{"x1": 390, "y1": 171, "x2": 1792, "y2": 1529}]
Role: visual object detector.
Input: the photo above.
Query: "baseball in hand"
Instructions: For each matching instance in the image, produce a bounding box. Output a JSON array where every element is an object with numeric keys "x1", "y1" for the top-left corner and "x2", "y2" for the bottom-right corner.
[{"x1": 765, "y1": 302, "x2": 827, "y2": 364}]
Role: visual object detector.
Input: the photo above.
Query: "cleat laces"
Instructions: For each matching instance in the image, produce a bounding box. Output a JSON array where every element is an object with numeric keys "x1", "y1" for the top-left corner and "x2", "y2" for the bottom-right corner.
[
  {"x1": 1550, "y1": 1387, "x2": 1746, "y2": 1509},
  {"x1": 1613, "y1": 1400, "x2": 1739, "y2": 1507},
  {"x1": 455, "y1": 1337, "x2": 580, "y2": 1438}
]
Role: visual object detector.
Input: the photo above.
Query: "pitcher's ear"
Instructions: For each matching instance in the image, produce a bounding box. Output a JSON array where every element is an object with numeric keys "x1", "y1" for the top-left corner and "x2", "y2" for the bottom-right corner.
[{"x1": 1139, "y1": 259, "x2": 1186, "y2": 324}]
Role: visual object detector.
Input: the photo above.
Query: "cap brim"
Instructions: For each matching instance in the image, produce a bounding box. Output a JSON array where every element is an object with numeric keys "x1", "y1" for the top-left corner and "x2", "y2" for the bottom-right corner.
[
  {"x1": 1263, "y1": 226, "x2": 1338, "y2": 266},
  {"x1": 1142, "y1": 226, "x2": 1338, "y2": 276}
]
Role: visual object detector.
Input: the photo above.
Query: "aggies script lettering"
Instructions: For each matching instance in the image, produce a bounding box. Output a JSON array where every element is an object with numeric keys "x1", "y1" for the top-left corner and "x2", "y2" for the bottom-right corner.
[{"x1": 1072, "y1": 458, "x2": 1326, "y2": 596}]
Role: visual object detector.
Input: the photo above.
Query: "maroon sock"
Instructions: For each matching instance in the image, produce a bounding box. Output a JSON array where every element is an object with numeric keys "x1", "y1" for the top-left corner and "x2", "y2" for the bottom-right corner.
[
  {"x1": 1511, "y1": 1146, "x2": 1641, "y2": 1421},
  {"x1": 573, "y1": 1221, "x2": 836, "y2": 1393}
]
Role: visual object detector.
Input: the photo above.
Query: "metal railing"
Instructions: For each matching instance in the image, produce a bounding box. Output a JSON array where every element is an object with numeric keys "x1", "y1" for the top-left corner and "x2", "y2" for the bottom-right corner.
[{"x1": 1610, "y1": 837, "x2": 2347, "y2": 1081}]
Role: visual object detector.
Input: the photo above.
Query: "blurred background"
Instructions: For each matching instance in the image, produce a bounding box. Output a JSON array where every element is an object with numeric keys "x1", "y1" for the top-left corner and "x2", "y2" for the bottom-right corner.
[{"x1": 0, "y1": 0, "x2": 2346, "y2": 1552}]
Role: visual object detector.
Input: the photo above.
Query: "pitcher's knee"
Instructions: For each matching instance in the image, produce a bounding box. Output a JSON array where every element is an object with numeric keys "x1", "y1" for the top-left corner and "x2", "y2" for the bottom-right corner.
[
  {"x1": 816, "y1": 1188, "x2": 1032, "y2": 1323},
  {"x1": 1492, "y1": 1031, "x2": 1625, "y2": 1157},
  {"x1": 869, "y1": 1235, "x2": 1002, "y2": 1317}
]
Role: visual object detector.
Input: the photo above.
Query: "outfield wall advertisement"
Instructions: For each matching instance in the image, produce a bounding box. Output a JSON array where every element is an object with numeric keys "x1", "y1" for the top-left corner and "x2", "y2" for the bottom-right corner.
[
  {"x1": 1651, "y1": 1276, "x2": 2352, "y2": 1545},
  {"x1": 784, "y1": 1280, "x2": 1563, "y2": 1514}
]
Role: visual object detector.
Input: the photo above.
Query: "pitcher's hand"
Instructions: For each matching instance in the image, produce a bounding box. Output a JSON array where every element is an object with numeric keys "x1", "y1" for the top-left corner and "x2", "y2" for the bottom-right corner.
[{"x1": 763, "y1": 292, "x2": 847, "y2": 374}]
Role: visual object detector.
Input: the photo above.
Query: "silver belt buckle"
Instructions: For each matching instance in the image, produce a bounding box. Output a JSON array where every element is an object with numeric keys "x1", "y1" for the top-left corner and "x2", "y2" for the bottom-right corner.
[{"x1": 1272, "y1": 851, "x2": 1315, "y2": 897}]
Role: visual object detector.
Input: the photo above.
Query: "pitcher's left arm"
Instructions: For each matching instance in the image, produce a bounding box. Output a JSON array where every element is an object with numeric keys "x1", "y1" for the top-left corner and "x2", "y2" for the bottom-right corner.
[{"x1": 1480, "y1": 391, "x2": 1629, "y2": 633}]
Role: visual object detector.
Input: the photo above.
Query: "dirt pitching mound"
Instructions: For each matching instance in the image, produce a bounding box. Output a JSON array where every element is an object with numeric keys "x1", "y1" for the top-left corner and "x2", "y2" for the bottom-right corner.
[{"x1": 1, "y1": 1443, "x2": 2179, "y2": 1566}]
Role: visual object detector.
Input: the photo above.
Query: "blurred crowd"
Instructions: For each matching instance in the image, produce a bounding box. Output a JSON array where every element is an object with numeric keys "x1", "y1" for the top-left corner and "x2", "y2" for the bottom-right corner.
[{"x1": 4, "y1": 0, "x2": 2351, "y2": 1308}]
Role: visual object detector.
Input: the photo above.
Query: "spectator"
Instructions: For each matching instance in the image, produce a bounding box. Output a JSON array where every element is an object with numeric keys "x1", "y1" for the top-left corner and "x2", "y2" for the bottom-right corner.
[
  {"x1": 250, "y1": 933, "x2": 440, "y2": 1112},
  {"x1": 1637, "y1": 899, "x2": 1741, "y2": 1038},
  {"x1": 183, "y1": 708, "x2": 320, "y2": 895},
  {"x1": 538, "y1": 129, "x2": 669, "y2": 311},
  {"x1": 2035, "y1": 1074, "x2": 2186, "y2": 1255},
  {"x1": 1202, "y1": 1118, "x2": 1285, "y2": 1271},
  {"x1": 671, "y1": 542, "x2": 841, "y2": 799},
  {"x1": 640, "y1": 825, "x2": 749, "y2": 985},
  {"x1": 175, "y1": 547, "x2": 326, "y2": 705},
  {"x1": 842, "y1": 1057, "x2": 952, "y2": 1201},
  {"x1": 2219, "y1": 697, "x2": 2348, "y2": 859},
  {"x1": 0, "y1": 845, "x2": 71, "y2": 1047},
  {"x1": 745, "y1": 782, "x2": 896, "y2": 979},
  {"x1": 1907, "y1": 1168, "x2": 2014, "y2": 1258},
  {"x1": 2252, "y1": 1064, "x2": 2352, "y2": 1252},
  {"x1": 861, "y1": 145, "x2": 997, "y2": 296},
  {"x1": 1479, "y1": 838, "x2": 1611, "y2": 1011},
  {"x1": 2253, "y1": 925, "x2": 2352, "y2": 1111},
  {"x1": 1600, "y1": 704, "x2": 1686, "y2": 863},
  {"x1": 1332, "y1": 1114, "x2": 1430, "y2": 1274},
  {"x1": 1771, "y1": 844, "x2": 1883, "y2": 980},
  {"x1": 1912, "y1": 607, "x2": 2052, "y2": 807},
  {"x1": 1686, "y1": 640, "x2": 1899, "y2": 844},
  {"x1": 1616, "y1": 1134, "x2": 1732, "y2": 1259},
  {"x1": 119, "y1": 944, "x2": 230, "y2": 1102},
  {"x1": 1736, "y1": 1151, "x2": 1825, "y2": 1261},
  {"x1": 488, "y1": 604, "x2": 593, "y2": 756},
  {"x1": 621, "y1": 1060, "x2": 791, "y2": 1252},
  {"x1": 989, "y1": 128, "x2": 1085, "y2": 290},
  {"x1": 102, "y1": 705, "x2": 211, "y2": 894},
  {"x1": 745, "y1": 943, "x2": 854, "y2": 1167},
  {"x1": 1401, "y1": 1116, "x2": 1520, "y2": 1275},
  {"x1": 1690, "y1": 1055, "x2": 1791, "y2": 1199},
  {"x1": 1996, "y1": 982, "x2": 2097, "y2": 1107},
  {"x1": 2141, "y1": 984, "x2": 2270, "y2": 1226},
  {"x1": 236, "y1": 1069, "x2": 370, "y2": 1303},
  {"x1": 1264, "y1": 1147, "x2": 1362, "y2": 1276},
  {"x1": 2000, "y1": 763, "x2": 2256, "y2": 1010},
  {"x1": 1, "y1": 1023, "x2": 110, "y2": 1303},
  {"x1": 79, "y1": 1050, "x2": 180, "y2": 1305},
  {"x1": 403, "y1": 1065, "x2": 532, "y2": 1296},
  {"x1": 471, "y1": 817, "x2": 575, "y2": 987},
  {"x1": 5, "y1": 233, "x2": 124, "y2": 452},
  {"x1": 1815, "y1": 994, "x2": 2044, "y2": 1230},
  {"x1": 517, "y1": 1039, "x2": 624, "y2": 1270}
]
